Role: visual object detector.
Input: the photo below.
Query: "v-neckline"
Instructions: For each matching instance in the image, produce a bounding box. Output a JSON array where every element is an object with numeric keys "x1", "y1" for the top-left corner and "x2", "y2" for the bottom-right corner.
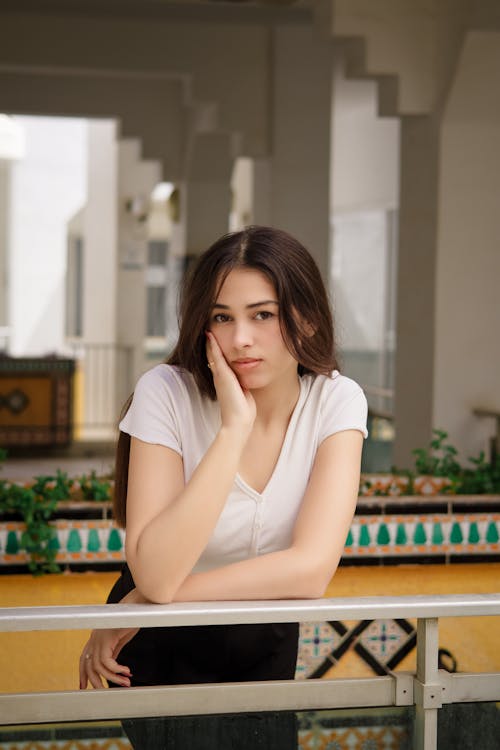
[{"x1": 234, "y1": 377, "x2": 306, "y2": 499}]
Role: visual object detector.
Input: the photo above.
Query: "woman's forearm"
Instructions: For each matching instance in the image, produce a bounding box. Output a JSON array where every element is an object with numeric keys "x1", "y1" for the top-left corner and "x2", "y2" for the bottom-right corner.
[
  {"x1": 171, "y1": 546, "x2": 331, "y2": 603},
  {"x1": 129, "y1": 427, "x2": 248, "y2": 602}
]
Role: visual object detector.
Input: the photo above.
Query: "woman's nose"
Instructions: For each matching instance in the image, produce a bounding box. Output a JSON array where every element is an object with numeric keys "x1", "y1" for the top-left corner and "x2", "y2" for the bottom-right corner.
[{"x1": 232, "y1": 320, "x2": 253, "y2": 348}]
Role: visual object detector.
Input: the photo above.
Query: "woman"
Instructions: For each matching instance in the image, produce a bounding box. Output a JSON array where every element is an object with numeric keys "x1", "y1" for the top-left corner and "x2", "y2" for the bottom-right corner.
[{"x1": 79, "y1": 225, "x2": 368, "y2": 747}]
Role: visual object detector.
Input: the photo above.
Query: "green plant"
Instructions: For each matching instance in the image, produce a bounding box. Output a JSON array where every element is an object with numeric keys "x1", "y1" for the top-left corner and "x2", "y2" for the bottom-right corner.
[
  {"x1": 0, "y1": 480, "x2": 60, "y2": 575},
  {"x1": 0, "y1": 466, "x2": 112, "y2": 575},
  {"x1": 31, "y1": 470, "x2": 74, "y2": 501},
  {"x1": 455, "y1": 452, "x2": 500, "y2": 494},
  {"x1": 411, "y1": 429, "x2": 461, "y2": 478},
  {"x1": 77, "y1": 470, "x2": 112, "y2": 501}
]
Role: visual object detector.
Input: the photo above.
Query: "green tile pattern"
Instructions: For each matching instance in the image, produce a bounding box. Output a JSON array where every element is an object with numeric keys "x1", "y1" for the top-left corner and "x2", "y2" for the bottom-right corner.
[
  {"x1": 0, "y1": 512, "x2": 499, "y2": 566},
  {"x1": 87, "y1": 528, "x2": 101, "y2": 552},
  {"x1": 432, "y1": 523, "x2": 444, "y2": 545},
  {"x1": 376, "y1": 524, "x2": 390, "y2": 545},
  {"x1": 67, "y1": 529, "x2": 82, "y2": 553},
  {"x1": 413, "y1": 522, "x2": 427, "y2": 545},
  {"x1": 5, "y1": 531, "x2": 19, "y2": 555},
  {"x1": 486, "y1": 521, "x2": 499, "y2": 544},
  {"x1": 107, "y1": 529, "x2": 123, "y2": 552}
]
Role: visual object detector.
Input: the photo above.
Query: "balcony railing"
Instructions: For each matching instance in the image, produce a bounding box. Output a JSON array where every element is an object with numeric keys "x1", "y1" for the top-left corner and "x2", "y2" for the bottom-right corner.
[{"x1": 0, "y1": 593, "x2": 499, "y2": 749}]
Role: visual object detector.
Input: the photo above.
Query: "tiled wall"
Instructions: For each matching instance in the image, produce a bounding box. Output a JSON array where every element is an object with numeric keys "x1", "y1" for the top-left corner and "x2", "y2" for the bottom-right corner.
[{"x1": 1, "y1": 509, "x2": 499, "y2": 568}]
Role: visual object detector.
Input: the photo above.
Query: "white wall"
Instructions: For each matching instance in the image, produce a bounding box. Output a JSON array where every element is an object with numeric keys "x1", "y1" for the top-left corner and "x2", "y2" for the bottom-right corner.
[
  {"x1": 434, "y1": 31, "x2": 500, "y2": 460},
  {"x1": 117, "y1": 138, "x2": 161, "y2": 380},
  {"x1": 331, "y1": 61, "x2": 400, "y2": 375},
  {"x1": 83, "y1": 120, "x2": 118, "y2": 344},
  {"x1": 334, "y1": 0, "x2": 467, "y2": 114},
  {"x1": 8, "y1": 116, "x2": 87, "y2": 355}
]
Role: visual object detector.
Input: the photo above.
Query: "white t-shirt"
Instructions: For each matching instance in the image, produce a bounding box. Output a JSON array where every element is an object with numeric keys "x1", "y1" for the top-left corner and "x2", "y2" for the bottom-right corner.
[{"x1": 119, "y1": 365, "x2": 368, "y2": 573}]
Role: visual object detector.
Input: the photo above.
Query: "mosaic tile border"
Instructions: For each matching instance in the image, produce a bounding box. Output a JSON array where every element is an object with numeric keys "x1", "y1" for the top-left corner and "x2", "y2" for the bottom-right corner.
[
  {"x1": 0, "y1": 520, "x2": 125, "y2": 565},
  {"x1": 296, "y1": 619, "x2": 417, "y2": 679},
  {"x1": 346, "y1": 513, "x2": 500, "y2": 557},
  {"x1": 0, "y1": 741, "x2": 130, "y2": 750},
  {"x1": 298, "y1": 724, "x2": 410, "y2": 749},
  {"x1": 1, "y1": 511, "x2": 498, "y2": 567}
]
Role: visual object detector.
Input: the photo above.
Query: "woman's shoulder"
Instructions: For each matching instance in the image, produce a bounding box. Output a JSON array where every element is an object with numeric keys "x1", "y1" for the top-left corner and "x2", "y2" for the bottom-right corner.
[
  {"x1": 305, "y1": 370, "x2": 365, "y2": 402},
  {"x1": 135, "y1": 363, "x2": 196, "y2": 396},
  {"x1": 303, "y1": 371, "x2": 368, "y2": 439}
]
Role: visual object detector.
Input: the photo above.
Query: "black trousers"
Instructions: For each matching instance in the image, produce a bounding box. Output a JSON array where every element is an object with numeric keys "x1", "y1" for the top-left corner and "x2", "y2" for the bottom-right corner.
[{"x1": 107, "y1": 566, "x2": 299, "y2": 750}]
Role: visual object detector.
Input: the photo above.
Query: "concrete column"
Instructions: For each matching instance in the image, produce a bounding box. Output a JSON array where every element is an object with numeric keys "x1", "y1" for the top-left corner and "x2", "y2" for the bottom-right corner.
[
  {"x1": 393, "y1": 115, "x2": 439, "y2": 469},
  {"x1": 81, "y1": 120, "x2": 119, "y2": 439},
  {"x1": 433, "y1": 31, "x2": 500, "y2": 460},
  {"x1": 184, "y1": 131, "x2": 233, "y2": 260},
  {"x1": 259, "y1": 25, "x2": 334, "y2": 280},
  {"x1": 0, "y1": 161, "x2": 10, "y2": 333},
  {"x1": 116, "y1": 139, "x2": 161, "y2": 383}
]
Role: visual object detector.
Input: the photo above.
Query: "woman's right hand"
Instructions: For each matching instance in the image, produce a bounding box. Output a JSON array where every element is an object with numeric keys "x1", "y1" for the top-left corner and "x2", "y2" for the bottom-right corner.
[
  {"x1": 79, "y1": 626, "x2": 138, "y2": 689},
  {"x1": 206, "y1": 331, "x2": 256, "y2": 436}
]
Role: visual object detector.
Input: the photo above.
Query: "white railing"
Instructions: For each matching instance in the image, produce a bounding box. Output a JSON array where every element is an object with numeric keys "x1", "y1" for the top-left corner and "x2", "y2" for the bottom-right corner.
[{"x1": 0, "y1": 594, "x2": 499, "y2": 750}]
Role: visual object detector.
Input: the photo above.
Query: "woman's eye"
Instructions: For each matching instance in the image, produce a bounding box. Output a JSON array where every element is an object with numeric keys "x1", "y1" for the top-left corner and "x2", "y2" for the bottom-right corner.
[
  {"x1": 212, "y1": 313, "x2": 230, "y2": 324},
  {"x1": 255, "y1": 311, "x2": 274, "y2": 321}
]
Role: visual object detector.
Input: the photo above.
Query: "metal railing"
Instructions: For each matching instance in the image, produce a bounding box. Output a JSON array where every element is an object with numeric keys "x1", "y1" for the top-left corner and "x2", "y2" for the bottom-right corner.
[
  {"x1": 69, "y1": 342, "x2": 134, "y2": 438},
  {"x1": 0, "y1": 594, "x2": 499, "y2": 749}
]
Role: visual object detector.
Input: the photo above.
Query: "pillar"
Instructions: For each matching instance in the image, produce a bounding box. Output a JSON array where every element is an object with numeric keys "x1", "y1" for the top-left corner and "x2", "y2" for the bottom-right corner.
[
  {"x1": 393, "y1": 115, "x2": 440, "y2": 469},
  {"x1": 253, "y1": 25, "x2": 333, "y2": 280}
]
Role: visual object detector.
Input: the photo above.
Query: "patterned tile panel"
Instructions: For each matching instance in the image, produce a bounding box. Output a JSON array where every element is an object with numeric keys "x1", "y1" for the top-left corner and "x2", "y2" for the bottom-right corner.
[
  {"x1": 0, "y1": 520, "x2": 126, "y2": 565},
  {"x1": 297, "y1": 619, "x2": 416, "y2": 679},
  {"x1": 344, "y1": 513, "x2": 500, "y2": 558},
  {"x1": 311, "y1": 725, "x2": 409, "y2": 749},
  {"x1": 1, "y1": 512, "x2": 499, "y2": 567},
  {"x1": 0, "y1": 742, "x2": 131, "y2": 750}
]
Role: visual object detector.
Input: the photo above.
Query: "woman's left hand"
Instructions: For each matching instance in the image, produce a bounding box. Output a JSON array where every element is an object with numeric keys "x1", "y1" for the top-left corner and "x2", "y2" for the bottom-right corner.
[{"x1": 79, "y1": 627, "x2": 138, "y2": 689}]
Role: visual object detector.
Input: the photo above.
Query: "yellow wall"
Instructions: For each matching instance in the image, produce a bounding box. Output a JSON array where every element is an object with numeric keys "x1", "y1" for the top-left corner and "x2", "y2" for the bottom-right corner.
[{"x1": 0, "y1": 563, "x2": 499, "y2": 693}]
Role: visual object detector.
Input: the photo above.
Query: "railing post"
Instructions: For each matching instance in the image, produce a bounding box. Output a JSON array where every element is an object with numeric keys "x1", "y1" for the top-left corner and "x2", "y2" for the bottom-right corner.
[{"x1": 414, "y1": 617, "x2": 440, "y2": 750}]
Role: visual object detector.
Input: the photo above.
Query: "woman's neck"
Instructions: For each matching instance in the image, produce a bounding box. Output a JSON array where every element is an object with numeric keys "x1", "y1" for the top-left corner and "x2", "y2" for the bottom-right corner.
[{"x1": 251, "y1": 371, "x2": 301, "y2": 428}]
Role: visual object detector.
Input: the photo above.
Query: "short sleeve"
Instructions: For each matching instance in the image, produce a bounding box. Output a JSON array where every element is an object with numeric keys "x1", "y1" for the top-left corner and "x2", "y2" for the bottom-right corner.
[
  {"x1": 318, "y1": 377, "x2": 369, "y2": 443},
  {"x1": 118, "y1": 366, "x2": 182, "y2": 454}
]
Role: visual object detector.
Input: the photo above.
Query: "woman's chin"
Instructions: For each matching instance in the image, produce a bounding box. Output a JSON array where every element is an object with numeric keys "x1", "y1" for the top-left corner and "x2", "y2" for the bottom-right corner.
[{"x1": 236, "y1": 372, "x2": 266, "y2": 390}]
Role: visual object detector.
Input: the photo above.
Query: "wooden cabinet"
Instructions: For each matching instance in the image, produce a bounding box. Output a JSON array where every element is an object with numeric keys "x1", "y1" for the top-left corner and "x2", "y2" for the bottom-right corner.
[{"x1": 0, "y1": 357, "x2": 75, "y2": 447}]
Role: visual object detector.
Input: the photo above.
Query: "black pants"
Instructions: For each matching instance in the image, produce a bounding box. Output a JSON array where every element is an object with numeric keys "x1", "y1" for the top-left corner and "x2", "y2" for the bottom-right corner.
[{"x1": 107, "y1": 566, "x2": 299, "y2": 749}]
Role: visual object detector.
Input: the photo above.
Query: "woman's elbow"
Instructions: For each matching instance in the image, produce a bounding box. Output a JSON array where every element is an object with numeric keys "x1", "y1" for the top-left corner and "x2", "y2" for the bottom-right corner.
[
  {"x1": 128, "y1": 564, "x2": 176, "y2": 604},
  {"x1": 303, "y1": 558, "x2": 339, "y2": 599}
]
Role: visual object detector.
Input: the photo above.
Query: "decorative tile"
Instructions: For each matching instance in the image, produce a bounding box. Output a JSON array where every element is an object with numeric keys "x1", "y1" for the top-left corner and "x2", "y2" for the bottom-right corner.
[
  {"x1": 344, "y1": 513, "x2": 500, "y2": 559},
  {"x1": 298, "y1": 729, "x2": 316, "y2": 749},
  {"x1": 0, "y1": 741, "x2": 131, "y2": 749},
  {"x1": 0, "y1": 520, "x2": 126, "y2": 565},
  {"x1": 297, "y1": 623, "x2": 344, "y2": 679},
  {"x1": 1, "y1": 511, "x2": 499, "y2": 568},
  {"x1": 355, "y1": 620, "x2": 416, "y2": 673},
  {"x1": 316, "y1": 725, "x2": 409, "y2": 749}
]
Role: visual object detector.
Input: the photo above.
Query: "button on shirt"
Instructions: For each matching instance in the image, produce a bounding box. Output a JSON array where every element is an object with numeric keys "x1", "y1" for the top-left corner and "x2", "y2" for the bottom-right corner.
[{"x1": 119, "y1": 365, "x2": 368, "y2": 573}]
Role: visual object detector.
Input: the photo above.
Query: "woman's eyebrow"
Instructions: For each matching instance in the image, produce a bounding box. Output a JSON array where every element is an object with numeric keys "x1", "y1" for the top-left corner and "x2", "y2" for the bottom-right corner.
[{"x1": 213, "y1": 300, "x2": 279, "y2": 310}]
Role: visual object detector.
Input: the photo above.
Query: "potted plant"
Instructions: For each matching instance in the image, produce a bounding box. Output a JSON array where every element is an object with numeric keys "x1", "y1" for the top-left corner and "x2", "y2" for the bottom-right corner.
[
  {"x1": 0, "y1": 455, "x2": 114, "y2": 574},
  {"x1": 410, "y1": 429, "x2": 461, "y2": 495}
]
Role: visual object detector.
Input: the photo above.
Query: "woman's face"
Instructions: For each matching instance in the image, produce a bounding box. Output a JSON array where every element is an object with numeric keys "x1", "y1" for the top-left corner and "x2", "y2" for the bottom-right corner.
[{"x1": 208, "y1": 267, "x2": 298, "y2": 390}]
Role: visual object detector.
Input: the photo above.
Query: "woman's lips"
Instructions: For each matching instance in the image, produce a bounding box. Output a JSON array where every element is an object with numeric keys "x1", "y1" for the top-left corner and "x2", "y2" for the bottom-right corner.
[{"x1": 232, "y1": 358, "x2": 262, "y2": 371}]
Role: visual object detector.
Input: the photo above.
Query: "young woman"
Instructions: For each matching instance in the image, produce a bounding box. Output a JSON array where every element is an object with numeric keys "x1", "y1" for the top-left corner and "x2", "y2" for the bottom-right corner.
[{"x1": 79, "y1": 225, "x2": 368, "y2": 748}]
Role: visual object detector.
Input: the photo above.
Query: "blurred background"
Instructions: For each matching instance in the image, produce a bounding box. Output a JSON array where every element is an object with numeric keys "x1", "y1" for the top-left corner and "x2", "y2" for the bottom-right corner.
[{"x1": 0, "y1": 2, "x2": 499, "y2": 749}]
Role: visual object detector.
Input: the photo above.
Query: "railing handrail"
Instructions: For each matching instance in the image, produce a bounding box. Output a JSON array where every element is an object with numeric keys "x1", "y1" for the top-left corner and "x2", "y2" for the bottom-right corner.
[
  {"x1": 1, "y1": 593, "x2": 499, "y2": 633},
  {"x1": 1, "y1": 594, "x2": 499, "y2": 748}
]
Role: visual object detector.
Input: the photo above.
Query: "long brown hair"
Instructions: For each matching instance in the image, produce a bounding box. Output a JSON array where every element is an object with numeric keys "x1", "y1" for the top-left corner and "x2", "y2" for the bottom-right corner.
[{"x1": 114, "y1": 225, "x2": 339, "y2": 526}]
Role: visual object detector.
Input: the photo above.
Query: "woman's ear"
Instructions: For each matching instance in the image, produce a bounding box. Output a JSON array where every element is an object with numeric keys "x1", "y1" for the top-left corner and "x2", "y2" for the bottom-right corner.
[{"x1": 292, "y1": 307, "x2": 316, "y2": 340}]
